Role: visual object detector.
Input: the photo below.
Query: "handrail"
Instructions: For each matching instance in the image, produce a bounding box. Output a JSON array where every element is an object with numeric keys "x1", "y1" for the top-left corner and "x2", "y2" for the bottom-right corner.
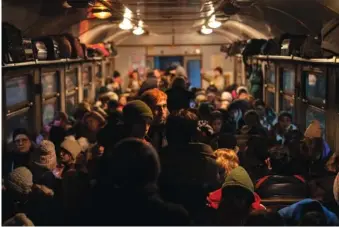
[
  {"x1": 247, "y1": 55, "x2": 338, "y2": 64},
  {"x1": 2, "y1": 57, "x2": 104, "y2": 69}
]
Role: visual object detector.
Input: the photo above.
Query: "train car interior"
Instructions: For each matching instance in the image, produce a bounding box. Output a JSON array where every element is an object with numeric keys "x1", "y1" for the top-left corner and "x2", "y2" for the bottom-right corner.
[{"x1": 2, "y1": 0, "x2": 339, "y2": 225}]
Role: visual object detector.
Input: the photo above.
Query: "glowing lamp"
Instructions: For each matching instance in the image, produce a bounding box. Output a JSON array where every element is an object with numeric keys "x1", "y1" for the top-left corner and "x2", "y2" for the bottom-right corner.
[
  {"x1": 92, "y1": 8, "x2": 112, "y2": 19},
  {"x1": 119, "y1": 18, "x2": 133, "y2": 30},
  {"x1": 201, "y1": 25, "x2": 213, "y2": 35}
]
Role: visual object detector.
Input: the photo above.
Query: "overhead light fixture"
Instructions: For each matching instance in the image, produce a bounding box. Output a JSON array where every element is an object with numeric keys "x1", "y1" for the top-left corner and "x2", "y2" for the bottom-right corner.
[
  {"x1": 207, "y1": 15, "x2": 221, "y2": 28},
  {"x1": 201, "y1": 25, "x2": 213, "y2": 35},
  {"x1": 92, "y1": 8, "x2": 112, "y2": 19},
  {"x1": 133, "y1": 20, "x2": 145, "y2": 35},
  {"x1": 119, "y1": 18, "x2": 133, "y2": 30}
]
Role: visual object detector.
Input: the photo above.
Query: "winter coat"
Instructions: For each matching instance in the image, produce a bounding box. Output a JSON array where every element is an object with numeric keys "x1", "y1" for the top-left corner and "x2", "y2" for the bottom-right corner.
[
  {"x1": 278, "y1": 199, "x2": 339, "y2": 225},
  {"x1": 158, "y1": 143, "x2": 221, "y2": 218},
  {"x1": 87, "y1": 186, "x2": 191, "y2": 225}
]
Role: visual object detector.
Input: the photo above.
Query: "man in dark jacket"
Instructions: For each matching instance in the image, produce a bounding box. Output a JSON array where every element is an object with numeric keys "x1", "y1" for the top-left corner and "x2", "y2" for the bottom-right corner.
[
  {"x1": 158, "y1": 109, "x2": 220, "y2": 224},
  {"x1": 88, "y1": 138, "x2": 191, "y2": 225},
  {"x1": 166, "y1": 77, "x2": 194, "y2": 113},
  {"x1": 138, "y1": 70, "x2": 159, "y2": 96}
]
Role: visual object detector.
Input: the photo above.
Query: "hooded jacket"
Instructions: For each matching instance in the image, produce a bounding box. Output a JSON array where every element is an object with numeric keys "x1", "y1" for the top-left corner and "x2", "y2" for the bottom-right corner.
[{"x1": 278, "y1": 199, "x2": 339, "y2": 225}]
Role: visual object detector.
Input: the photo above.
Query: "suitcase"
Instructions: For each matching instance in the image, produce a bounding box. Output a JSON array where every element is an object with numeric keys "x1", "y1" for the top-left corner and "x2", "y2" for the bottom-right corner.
[
  {"x1": 2, "y1": 22, "x2": 26, "y2": 63},
  {"x1": 279, "y1": 34, "x2": 307, "y2": 56},
  {"x1": 300, "y1": 36, "x2": 323, "y2": 59},
  {"x1": 22, "y1": 38, "x2": 35, "y2": 61},
  {"x1": 321, "y1": 18, "x2": 339, "y2": 58},
  {"x1": 62, "y1": 33, "x2": 84, "y2": 59},
  {"x1": 53, "y1": 35, "x2": 72, "y2": 59},
  {"x1": 33, "y1": 36, "x2": 60, "y2": 60}
]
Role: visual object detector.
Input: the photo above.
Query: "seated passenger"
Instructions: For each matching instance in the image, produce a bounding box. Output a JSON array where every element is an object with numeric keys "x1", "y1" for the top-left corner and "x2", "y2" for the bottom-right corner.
[
  {"x1": 270, "y1": 111, "x2": 297, "y2": 145},
  {"x1": 89, "y1": 138, "x2": 191, "y2": 225},
  {"x1": 255, "y1": 146, "x2": 309, "y2": 199},
  {"x1": 278, "y1": 199, "x2": 339, "y2": 226},
  {"x1": 217, "y1": 166, "x2": 259, "y2": 225},
  {"x1": 158, "y1": 110, "x2": 220, "y2": 223}
]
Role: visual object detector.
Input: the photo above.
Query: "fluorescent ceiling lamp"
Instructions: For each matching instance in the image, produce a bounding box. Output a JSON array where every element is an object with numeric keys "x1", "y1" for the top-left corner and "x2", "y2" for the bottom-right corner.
[
  {"x1": 208, "y1": 15, "x2": 221, "y2": 28},
  {"x1": 92, "y1": 8, "x2": 112, "y2": 19},
  {"x1": 133, "y1": 26, "x2": 145, "y2": 35},
  {"x1": 201, "y1": 25, "x2": 213, "y2": 35},
  {"x1": 119, "y1": 18, "x2": 133, "y2": 30}
]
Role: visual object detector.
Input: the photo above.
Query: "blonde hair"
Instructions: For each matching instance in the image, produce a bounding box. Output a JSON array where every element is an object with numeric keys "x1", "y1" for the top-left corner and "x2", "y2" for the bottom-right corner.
[{"x1": 215, "y1": 149, "x2": 239, "y2": 175}]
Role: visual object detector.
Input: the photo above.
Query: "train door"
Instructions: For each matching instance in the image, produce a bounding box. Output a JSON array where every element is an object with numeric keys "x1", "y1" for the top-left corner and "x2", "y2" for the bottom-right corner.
[
  {"x1": 65, "y1": 64, "x2": 80, "y2": 117},
  {"x1": 185, "y1": 56, "x2": 201, "y2": 88},
  {"x1": 3, "y1": 68, "x2": 36, "y2": 146},
  {"x1": 40, "y1": 66, "x2": 63, "y2": 128}
]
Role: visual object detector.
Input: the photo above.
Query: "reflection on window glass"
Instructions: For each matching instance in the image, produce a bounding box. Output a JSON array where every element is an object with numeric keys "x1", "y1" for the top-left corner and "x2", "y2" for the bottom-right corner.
[
  {"x1": 282, "y1": 97, "x2": 294, "y2": 118},
  {"x1": 306, "y1": 107, "x2": 326, "y2": 138},
  {"x1": 266, "y1": 64, "x2": 275, "y2": 84},
  {"x1": 267, "y1": 91, "x2": 275, "y2": 109},
  {"x1": 42, "y1": 72, "x2": 58, "y2": 96},
  {"x1": 304, "y1": 71, "x2": 326, "y2": 104},
  {"x1": 65, "y1": 69, "x2": 78, "y2": 91},
  {"x1": 6, "y1": 112, "x2": 30, "y2": 143},
  {"x1": 6, "y1": 76, "x2": 28, "y2": 107},
  {"x1": 42, "y1": 101, "x2": 57, "y2": 126},
  {"x1": 282, "y1": 68, "x2": 295, "y2": 93},
  {"x1": 66, "y1": 95, "x2": 77, "y2": 116}
]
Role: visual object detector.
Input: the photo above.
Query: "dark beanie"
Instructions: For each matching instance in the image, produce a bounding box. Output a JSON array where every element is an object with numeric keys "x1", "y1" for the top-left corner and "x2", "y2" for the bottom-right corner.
[
  {"x1": 123, "y1": 100, "x2": 153, "y2": 123},
  {"x1": 12, "y1": 128, "x2": 31, "y2": 142}
]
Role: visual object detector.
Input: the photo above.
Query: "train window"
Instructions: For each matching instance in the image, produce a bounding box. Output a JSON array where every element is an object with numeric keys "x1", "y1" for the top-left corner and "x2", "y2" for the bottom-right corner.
[
  {"x1": 6, "y1": 111, "x2": 30, "y2": 144},
  {"x1": 65, "y1": 68, "x2": 78, "y2": 91},
  {"x1": 281, "y1": 96, "x2": 294, "y2": 118},
  {"x1": 42, "y1": 72, "x2": 58, "y2": 97},
  {"x1": 281, "y1": 68, "x2": 295, "y2": 94},
  {"x1": 82, "y1": 66, "x2": 92, "y2": 86},
  {"x1": 83, "y1": 87, "x2": 89, "y2": 100},
  {"x1": 266, "y1": 63, "x2": 275, "y2": 85},
  {"x1": 65, "y1": 94, "x2": 77, "y2": 116},
  {"x1": 6, "y1": 76, "x2": 29, "y2": 108},
  {"x1": 303, "y1": 69, "x2": 326, "y2": 107},
  {"x1": 266, "y1": 91, "x2": 275, "y2": 109},
  {"x1": 306, "y1": 106, "x2": 326, "y2": 138},
  {"x1": 96, "y1": 64, "x2": 102, "y2": 78},
  {"x1": 42, "y1": 101, "x2": 57, "y2": 126}
]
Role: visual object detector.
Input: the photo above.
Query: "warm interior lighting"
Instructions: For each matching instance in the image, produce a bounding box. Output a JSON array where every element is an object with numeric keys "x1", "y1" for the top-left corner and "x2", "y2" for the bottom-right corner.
[
  {"x1": 201, "y1": 25, "x2": 213, "y2": 35},
  {"x1": 92, "y1": 8, "x2": 112, "y2": 19},
  {"x1": 133, "y1": 20, "x2": 145, "y2": 35},
  {"x1": 119, "y1": 18, "x2": 133, "y2": 30},
  {"x1": 207, "y1": 15, "x2": 221, "y2": 28}
]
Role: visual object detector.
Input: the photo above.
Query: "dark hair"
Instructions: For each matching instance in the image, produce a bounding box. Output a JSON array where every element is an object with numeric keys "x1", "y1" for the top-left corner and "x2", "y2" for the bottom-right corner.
[
  {"x1": 214, "y1": 66, "x2": 223, "y2": 75},
  {"x1": 269, "y1": 146, "x2": 291, "y2": 174},
  {"x1": 166, "y1": 109, "x2": 198, "y2": 145},
  {"x1": 211, "y1": 110, "x2": 223, "y2": 121},
  {"x1": 244, "y1": 110, "x2": 261, "y2": 127},
  {"x1": 245, "y1": 210, "x2": 285, "y2": 226},
  {"x1": 278, "y1": 111, "x2": 293, "y2": 122},
  {"x1": 247, "y1": 135, "x2": 269, "y2": 162},
  {"x1": 12, "y1": 128, "x2": 31, "y2": 142},
  {"x1": 113, "y1": 71, "x2": 121, "y2": 78},
  {"x1": 254, "y1": 99, "x2": 266, "y2": 108}
]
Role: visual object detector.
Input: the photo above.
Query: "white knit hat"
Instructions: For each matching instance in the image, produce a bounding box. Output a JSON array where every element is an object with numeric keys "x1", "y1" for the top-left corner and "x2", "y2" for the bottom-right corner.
[
  {"x1": 221, "y1": 92, "x2": 233, "y2": 102},
  {"x1": 236, "y1": 86, "x2": 248, "y2": 95}
]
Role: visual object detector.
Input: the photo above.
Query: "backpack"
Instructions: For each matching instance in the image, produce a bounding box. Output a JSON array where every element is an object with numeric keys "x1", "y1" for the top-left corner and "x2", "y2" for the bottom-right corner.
[
  {"x1": 32, "y1": 36, "x2": 60, "y2": 60},
  {"x1": 260, "y1": 39, "x2": 280, "y2": 55},
  {"x1": 53, "y1": 35, "x2": 72, "y2": 59},
  {"x1": 300, "y1": 35, "x2": 323, "y2": 59},
  {"x1": 62, "y1": 33, "x2": 84, "y2": 59},
  {"x1": 2, "y1": 22, "x2": 26, "y2": 63},
  {"x1": 321, "y1": 18, "x2": 339, "y2": 58},
  {"x1": 279, "y1": 33, "x2": 307, "y2": 56},
  {"x1": 32, "y1": 40, "x2": 48, "y2": 60},
  {"x1": 242, "y1": 39, "x2": 267, "y2": 66}
]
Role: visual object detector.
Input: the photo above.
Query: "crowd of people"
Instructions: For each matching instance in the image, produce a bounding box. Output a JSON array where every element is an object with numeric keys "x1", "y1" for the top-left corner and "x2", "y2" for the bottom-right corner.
[{"x1": 2, "y1": 65, "x2": 339, "y2": 226}]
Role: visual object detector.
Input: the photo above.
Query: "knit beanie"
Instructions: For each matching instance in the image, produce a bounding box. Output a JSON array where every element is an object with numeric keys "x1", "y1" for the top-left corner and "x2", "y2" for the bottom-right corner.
[
  {"x1": 334, "y1": 172, "x2": 339, "y2": 205},
  {"x1": 123, "y1": 100, "x2": 153, "y2": 123},
  {"x1": 236, "y1": 86, "x2": 248, "y2": 95},
  {"x1": 221, "y1": 91, "x2": 233, "y2": 102},
  {"x1": 222, "y1": 166, "x2": 254, "y2": 194},
  {"x1": 304, "y1": 120, "x2": 322, "y2": 139},
  {"x1": 60, "y1": 139, "x2": 82, "y2": 160},
  {"x1": 7, "y1": 167, "x2": 33, "y2": 195},
  {"x1": 12, "y1": 128, "x2": 31, "y2": 142},
  {"x1": 31, "y1": 140, "x2": 57, "y2": 171}
]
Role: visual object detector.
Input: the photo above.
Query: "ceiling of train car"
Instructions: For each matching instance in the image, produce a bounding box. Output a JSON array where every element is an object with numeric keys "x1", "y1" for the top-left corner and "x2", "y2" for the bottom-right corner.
[{"x1": 2, "y1": 0, "x2": 339, "y2": 44}]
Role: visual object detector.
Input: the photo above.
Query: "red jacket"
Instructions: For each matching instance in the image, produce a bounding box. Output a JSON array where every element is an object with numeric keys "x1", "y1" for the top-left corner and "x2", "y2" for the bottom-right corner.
[{"x1": 207, "y1": 188, "x2": 266, "y2": 210}]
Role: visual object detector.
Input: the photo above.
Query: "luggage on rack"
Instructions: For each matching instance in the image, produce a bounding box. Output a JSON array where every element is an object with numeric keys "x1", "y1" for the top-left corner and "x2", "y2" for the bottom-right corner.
[
  {"x1": 279, "y1": 33, "x2": 307, "y2": 56},
  {"x1": 32, "y1": 41, "x2": 48, "y2": 60},
  {"x1": 53, "y1": 35, "x2": 72, "y2": 59},
  {"x1": 62, "y1": 33, "x2": 84, "y2": 59},
  {"x1": 2, "y1": 22, "x2": 26, "y2": 63},
  {"x1": 22, "y1": 38, "x2": 35, "y2": 61},
  {"x1": 81, "y1": 43, "x2": 88, "y2": 59},
  {"x1": 321, "y1": 18, "x2": 339, "y2": 58},
  {"x1": 300, "y1": 35, "x2": 323, "y2": 59},
  {"x1": 260, "y1": 39, "x2": 280, "y2": 55},
  {"x1": 243, "y1": 39, "x2": 267, "y2": 56},
  {"x1": 32, "y1": 36, "x2": 60, "y2": 60},
  {"x1": 228, "y1": 41, "x2": 246, "y2": 56}
]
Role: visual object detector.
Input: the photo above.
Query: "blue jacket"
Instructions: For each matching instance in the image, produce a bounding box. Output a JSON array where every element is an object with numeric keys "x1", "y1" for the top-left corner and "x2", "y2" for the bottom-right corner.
[{"x1": 278, "y1": 199, "x2": 339, "y2": 225}]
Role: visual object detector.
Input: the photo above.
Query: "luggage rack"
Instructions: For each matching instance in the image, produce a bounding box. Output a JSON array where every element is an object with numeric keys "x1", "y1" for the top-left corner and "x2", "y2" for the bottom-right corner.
[
  {"x1": 2, "y1": 57, "x2": 104, "y2": 68},
  {"x1": 246, "y1": 55, "x2": 338, "y2": 64}
]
